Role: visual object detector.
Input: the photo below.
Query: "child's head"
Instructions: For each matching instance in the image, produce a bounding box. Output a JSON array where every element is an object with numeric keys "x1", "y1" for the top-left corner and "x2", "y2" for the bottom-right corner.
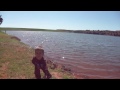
[{"x1": 35, "y1": 46, "x2": 44, "y2": 60}]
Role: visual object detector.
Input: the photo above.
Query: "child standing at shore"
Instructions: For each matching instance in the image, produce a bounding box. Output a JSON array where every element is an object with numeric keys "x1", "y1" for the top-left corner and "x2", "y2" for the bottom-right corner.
[{"x1": 32, "y1": 46, "x2": 52, "y2": 79}]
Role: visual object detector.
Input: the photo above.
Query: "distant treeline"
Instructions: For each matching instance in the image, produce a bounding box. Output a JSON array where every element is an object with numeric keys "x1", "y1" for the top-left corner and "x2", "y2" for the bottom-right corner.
[{"x1": 57, "y1": 29, "x2": 120, "y2": 37}]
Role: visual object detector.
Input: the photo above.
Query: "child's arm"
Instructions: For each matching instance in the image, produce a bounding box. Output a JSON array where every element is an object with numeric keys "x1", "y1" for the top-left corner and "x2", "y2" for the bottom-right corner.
[
  {"x1": 43, "y1": 60, "x2": 48, "y2": 70},
  {"x1": 32, "y1": 57, "x2": 36, "y2": 65}
]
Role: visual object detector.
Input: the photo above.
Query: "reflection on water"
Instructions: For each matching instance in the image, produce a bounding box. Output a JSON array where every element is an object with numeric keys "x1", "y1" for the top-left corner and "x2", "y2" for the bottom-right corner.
[{"x1": 6, "y1": 31, "x2": 120, "y2": 79}]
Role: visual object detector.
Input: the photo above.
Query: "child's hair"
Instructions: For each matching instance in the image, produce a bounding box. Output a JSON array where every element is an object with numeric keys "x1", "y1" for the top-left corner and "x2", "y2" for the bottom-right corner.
[{"x1": 35, "y1": 46, "x2": 44, "y2": 54}]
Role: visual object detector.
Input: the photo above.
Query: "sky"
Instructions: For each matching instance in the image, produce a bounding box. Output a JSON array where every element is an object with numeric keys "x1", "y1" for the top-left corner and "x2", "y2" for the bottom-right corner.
[{"x1": 0, "y1": 11, "x2": 120, "y2": 31}]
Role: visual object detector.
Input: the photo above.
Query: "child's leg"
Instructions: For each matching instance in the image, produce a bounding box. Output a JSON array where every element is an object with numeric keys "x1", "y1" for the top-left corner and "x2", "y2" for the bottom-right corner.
[
  {"x1": 42, "y1": 68, "x2": 52, "y2": 79},
  {"x1": 35, "y1": 73, "x2": 41, "y2": 79},
  {"x1": 34, "y1": 69, "x2": 41, "y2": 79}
]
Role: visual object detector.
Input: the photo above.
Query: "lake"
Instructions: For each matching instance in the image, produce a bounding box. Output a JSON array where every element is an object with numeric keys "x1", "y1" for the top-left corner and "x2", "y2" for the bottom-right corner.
[{"x1": 6, "y1": 31, "x2": 120, "y2": 79}]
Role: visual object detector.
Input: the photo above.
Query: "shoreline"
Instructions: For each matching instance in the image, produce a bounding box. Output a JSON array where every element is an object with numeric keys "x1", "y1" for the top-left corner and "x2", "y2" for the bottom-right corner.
[{"x1": 45, "y1": 59, "x2": 90, "y2": 79}]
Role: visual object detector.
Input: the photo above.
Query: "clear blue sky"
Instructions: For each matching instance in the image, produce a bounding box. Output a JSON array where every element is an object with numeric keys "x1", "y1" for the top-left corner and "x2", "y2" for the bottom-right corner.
[{"x1": 0, "y1": 11, "x2": 120, "y2": 31}]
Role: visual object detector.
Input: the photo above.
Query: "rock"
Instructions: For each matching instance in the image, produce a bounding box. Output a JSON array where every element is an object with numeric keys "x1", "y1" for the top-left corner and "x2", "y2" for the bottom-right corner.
[
  {"x1": 11, "y1": 36, "x2": 21, "y2": 41},
  {"x1": 50, "y1": 62, "x2": 57, "y2": 69},
  {"x1": 46, "y1": 60, "x2": 52, "y2": 65},
  {"x1": 61, "y1": 65, "x2": 71, "y2": 73}
]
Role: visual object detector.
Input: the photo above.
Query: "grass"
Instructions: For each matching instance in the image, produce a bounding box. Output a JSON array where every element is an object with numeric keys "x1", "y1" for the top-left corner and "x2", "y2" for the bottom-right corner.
[{"x1": 0, "y1": 31, "x2": 75, "y2": 79}]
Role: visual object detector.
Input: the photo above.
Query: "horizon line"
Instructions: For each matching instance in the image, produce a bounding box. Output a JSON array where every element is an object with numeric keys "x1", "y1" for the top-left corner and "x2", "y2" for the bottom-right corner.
[{"x1": 0, "y1": 27, "x2": 120, "y2": 31}]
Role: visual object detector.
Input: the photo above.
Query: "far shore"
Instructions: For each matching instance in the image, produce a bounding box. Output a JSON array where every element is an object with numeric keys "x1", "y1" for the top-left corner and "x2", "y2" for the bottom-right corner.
[{"x1": 0, "y1": 27, "x2": 120, "y2": 37}]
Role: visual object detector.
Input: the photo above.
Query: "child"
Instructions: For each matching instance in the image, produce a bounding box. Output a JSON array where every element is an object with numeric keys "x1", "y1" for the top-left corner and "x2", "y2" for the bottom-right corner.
[{"x1": 32, "y1": 46, "x2": 52, "y2": 79}]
